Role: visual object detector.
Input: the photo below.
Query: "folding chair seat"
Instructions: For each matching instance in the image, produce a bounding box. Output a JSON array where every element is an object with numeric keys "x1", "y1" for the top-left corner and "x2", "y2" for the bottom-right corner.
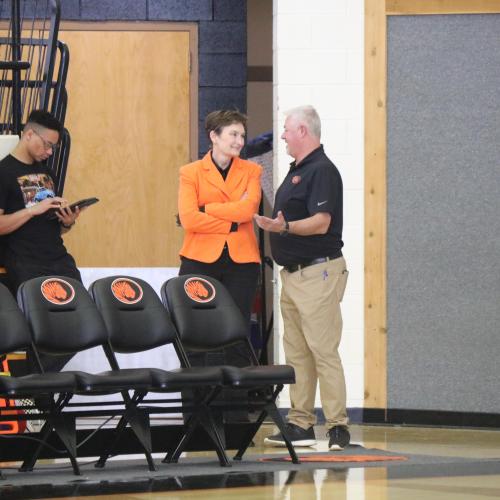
[
  {"x1": 161, "y1": 274, "x2": 299, "y2": 464},
  {"x1": 88, "y1": 276, "x2": 229, "y2": 467},
  {"x1": 0, "y1": 282, "x2": 78, "y2": 476},
  {"x1": 16, "y1": 276, "x2": 162, "y2": 472}
]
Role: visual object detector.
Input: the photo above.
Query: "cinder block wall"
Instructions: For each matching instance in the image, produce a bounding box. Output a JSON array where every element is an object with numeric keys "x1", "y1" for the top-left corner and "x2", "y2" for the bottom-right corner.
[
  {"x1": 52, "y1": 0, "x2": 247, "y2": 158},
  {"x1": 273, "y1": 0, "x2": 365, "y2": 410}
]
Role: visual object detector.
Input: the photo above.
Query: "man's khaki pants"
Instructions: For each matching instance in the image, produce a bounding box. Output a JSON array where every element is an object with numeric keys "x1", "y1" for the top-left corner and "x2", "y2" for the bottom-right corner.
[{"x1": 280, "y1": 256, "x2": 349, "y2": 430}]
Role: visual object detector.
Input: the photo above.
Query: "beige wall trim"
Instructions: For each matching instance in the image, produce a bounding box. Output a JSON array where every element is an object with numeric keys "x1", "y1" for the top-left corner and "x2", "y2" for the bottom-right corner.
[
  {"x1": 59, "y1": 21, "x2": 195, "y2": 32},
  {"x1": 365, "y1": 0, "x2": 500, "y2": 409},
  {"x1": 365, "y1": 0, "x2": 388, "y2": 409},
  {"x1": 60, "y1": 21, "x2": 199, "y2": 162},
  {"x1": 386, "y1": 0, "x2": 500, "y2": 15}
]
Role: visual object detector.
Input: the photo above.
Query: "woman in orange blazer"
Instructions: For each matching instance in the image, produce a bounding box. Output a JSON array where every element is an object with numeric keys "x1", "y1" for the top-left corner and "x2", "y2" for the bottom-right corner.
[
  {"x1": 178, "y1": 110, "x2": 262, "y2": 423},
  {"x1": 178, "y1": 110, "x2": 262, "y2": 328}
]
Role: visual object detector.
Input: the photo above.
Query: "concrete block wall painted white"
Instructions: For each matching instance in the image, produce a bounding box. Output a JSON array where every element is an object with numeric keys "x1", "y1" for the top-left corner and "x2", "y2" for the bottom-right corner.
[{"x1": 273, "y1": 0, "x2": 365, "y2": 410}]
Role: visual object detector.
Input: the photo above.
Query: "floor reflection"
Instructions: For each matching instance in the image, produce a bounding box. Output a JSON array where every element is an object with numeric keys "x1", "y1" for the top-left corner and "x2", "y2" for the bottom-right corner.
[{"x1": 1, "y1": 423, "x2": 499, "y2": 500}]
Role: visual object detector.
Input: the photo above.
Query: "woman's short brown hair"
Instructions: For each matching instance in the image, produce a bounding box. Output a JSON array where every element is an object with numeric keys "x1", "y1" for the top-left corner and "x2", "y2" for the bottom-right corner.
[{"x1": 205, "y1": 109, "x2": 247, "y2": 144}]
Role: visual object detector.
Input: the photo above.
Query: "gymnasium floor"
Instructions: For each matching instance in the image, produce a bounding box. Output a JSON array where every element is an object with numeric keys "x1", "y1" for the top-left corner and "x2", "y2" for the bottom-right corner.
[{"x1": 33, "y1": 422, "x2": 500, "y2": 500}]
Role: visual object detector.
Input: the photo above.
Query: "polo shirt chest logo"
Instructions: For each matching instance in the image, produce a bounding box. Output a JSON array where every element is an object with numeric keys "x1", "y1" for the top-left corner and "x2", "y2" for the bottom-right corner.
[{"x1": 292, "y1": 175, "x2": 301, "y2": 184}]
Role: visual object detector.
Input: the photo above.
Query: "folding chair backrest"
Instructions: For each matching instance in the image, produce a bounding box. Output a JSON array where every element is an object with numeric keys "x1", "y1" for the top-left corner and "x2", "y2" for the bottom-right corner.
[
  {"x1": 0, "y1": 282, "x2": 32, "y2": 355},
  {"x1": 17, "y1": 276, "x2": 108, "y2": 356},
  {"x1": 161, "y1": 274, "x2": 249, "y2": 353},
  {"x1": 89, "y1": 276, "x2": 178, "y2": 354}
]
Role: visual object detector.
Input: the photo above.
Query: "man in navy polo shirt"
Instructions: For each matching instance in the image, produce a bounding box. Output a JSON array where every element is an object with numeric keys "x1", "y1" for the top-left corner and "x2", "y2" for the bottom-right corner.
[{"x1": 254, "y1": 105, "x2": 350, "y2": 450}]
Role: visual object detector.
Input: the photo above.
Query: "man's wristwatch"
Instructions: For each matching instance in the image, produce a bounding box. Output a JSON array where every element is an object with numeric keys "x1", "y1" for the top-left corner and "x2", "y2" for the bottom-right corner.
[
  {"x1": 280, "y1": 220, "x2": 290, "y2": 236},
  {"x1": 61, "y1": 221, "x2": 75, "y2": 229}
]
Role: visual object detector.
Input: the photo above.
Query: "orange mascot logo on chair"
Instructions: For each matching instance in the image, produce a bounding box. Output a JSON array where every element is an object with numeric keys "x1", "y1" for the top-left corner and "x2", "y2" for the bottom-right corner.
[
  {"x1": 41, "y1": 278, "x2": 75, "y2": 305},
  {"x1": 111, "y1": 278, "x2": 143, "y2": 305},
  {"x1": 184, "y1": 277, "x2": 216, "y2": 303}
]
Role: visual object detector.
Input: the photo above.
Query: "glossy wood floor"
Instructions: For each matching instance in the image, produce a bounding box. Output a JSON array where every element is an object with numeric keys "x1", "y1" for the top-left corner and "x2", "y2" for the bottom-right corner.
[{"x1": 49, "y1": 423, "x2": 500, "y2": 500}]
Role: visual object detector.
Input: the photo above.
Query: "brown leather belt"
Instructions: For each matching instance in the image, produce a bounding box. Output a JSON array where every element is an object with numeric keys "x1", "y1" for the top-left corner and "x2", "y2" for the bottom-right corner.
[{"x1": 283, "y1": 254, "x2": 341, "y2": 273}]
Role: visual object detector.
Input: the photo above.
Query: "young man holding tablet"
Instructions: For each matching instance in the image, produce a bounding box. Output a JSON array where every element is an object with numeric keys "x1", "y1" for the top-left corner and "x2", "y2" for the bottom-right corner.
[{"x1": 0, "y1": 110, "x2": 82, "y2": 293}]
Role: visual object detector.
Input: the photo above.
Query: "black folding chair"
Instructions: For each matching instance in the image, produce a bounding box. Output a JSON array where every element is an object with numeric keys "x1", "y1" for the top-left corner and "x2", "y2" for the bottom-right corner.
[
  {"x1": 16, "y1": 276, "x2": 161, "y2": 471},
  {"x1": 88, "y1": 276, "x2": 229, "y2": 467},
  {"x1": 0, "y1": 282, "x2": 78, "y2": 475},
  {"x1": 161, "y1": 274, "x2": 300, "y2": 464}
]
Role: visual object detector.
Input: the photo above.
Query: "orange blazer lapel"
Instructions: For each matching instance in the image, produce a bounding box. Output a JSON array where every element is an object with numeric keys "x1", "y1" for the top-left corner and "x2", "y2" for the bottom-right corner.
[
  {"x1": 201, "y1": 152, "x2": 230, "y2": 198},
  {"x1": 224, "y1": 157, "x2": 246, "y2": 195}
]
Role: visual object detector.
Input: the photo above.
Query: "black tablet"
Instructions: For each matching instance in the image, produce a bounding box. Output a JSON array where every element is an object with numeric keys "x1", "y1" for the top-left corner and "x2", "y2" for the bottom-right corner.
[
  {"x1": 67, "y1": 197, "x2": 99, "y2": 211},
  {"x1": 47, "y1": 197, "x2": 99, "y2": 219}
]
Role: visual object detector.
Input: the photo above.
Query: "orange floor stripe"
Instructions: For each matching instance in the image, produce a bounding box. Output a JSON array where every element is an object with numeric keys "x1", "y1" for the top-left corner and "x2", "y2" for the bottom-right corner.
[{"x1": 261, "y1": 454, "x2": 408, "y2": 463}]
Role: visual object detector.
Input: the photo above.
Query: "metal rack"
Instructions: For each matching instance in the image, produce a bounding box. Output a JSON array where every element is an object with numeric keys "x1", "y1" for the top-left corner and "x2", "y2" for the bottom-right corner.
[
  {"x1": 0, "y1": 0, "x2": 70, "y2": 193},
  {"x1": 0, "y1": 0, "x2": 70, "y2": 270}
]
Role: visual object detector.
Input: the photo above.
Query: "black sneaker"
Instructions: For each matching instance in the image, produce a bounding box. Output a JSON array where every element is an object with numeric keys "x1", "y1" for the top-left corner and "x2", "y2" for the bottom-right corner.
[
  {"x1": 327, "y1": 425, "x2": 350, "y2": 450},
  {"x1": 264, "y1": 423, "x2": 316, "y2": 447}
]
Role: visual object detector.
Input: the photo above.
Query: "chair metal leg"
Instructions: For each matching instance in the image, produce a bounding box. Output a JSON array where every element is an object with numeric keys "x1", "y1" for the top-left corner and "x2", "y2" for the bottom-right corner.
[
  {"x1": 234, "y1": 384, "x2": 300, "y2": 464},
  {"x1": 233, "y1": 387, "x2": 280, "y2": 461},
  {"x1": 233, "y1": 410, "x2": 267, "y2": 461},
  {"x1": 165, "y1": 403, "x2": 230, "y2": 467},
  {"x1": 166, "y1": 386, "x2": 230, "y2": 466},
  {"x1": 201, "y1": 410, "x2": 230, "y2": 467},
  {"x1": 163, "y1": 413, "x2": 198, "y2": 463},
  {"x1": 19, "y1": 421, "x2": 52, "y2": 472},
  {"x1": 266, "y1": 404, "x2": 300, "y2": 464},
  {"x1": 95, "y1": 414, "x2": 127, "y2": 468},
  {"x1": 20, "y1": 413, "x2": 81, "y2": 475},
  {"x1": 96, "y1": 392, "x2": 154, "y2": 471},
  {"x1": 53, "y1": 414, "x2": 80, "y2": 475},
  {"x1": 126, "y1": 407, "x2": 155, "y2": 471}
]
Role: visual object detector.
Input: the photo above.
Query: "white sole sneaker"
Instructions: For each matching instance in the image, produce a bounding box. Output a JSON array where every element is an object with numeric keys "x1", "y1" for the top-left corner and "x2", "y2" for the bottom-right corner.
[
  {"x1": 264, "y1": 437, "x2": 317, "y2": 447},
  {"x1": 329, "y1": 443, "x2": 346, "y2": 451}
]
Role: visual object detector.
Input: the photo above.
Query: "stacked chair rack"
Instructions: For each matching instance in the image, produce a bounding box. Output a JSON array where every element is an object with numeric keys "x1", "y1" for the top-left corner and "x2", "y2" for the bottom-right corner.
[
  {"x1": 0, "y1": 0, "x2": 72, "y2": 283},
  {"x1": 0, "y1": 0, "x2": 70, "y2": 191}
]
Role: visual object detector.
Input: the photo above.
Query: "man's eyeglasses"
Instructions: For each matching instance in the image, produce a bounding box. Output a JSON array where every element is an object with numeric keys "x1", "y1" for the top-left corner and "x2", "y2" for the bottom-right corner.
[{"x1": 32, "y1": 129, "x2": 60, "y2": 152}]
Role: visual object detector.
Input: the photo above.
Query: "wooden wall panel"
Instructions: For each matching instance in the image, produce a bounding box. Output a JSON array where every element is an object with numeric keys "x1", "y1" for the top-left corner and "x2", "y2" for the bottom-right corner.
[
  {"x1": 386, "y1": 0, "x2": 500, "y2": 15},
  {"x1": 60, "y1": 27, "x2": 192, "y2": 267},
  {"x1": 365, "y1": 0, "x2": 500, "y2": 410},
  {"x1": 365, "y1": 0, "x2": 388, "y2": 409}
]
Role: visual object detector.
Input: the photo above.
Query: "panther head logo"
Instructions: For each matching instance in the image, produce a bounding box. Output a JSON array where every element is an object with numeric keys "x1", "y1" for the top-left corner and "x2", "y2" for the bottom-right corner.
[
  {"x1": 41, "y1": 278, "x2": 75, "y2": 305},
  {"x1": 184, "y1": 277, "x2": 216, "y2": 303},
  {"x1": 111, "y1": 278, "x2": 143, "y2": 304}
]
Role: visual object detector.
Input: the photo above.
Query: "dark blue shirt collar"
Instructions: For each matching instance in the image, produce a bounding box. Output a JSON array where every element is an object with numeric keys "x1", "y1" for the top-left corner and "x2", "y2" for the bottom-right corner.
[{"x1": 290, "y1": 144, "x2": 324, "y2": 170}]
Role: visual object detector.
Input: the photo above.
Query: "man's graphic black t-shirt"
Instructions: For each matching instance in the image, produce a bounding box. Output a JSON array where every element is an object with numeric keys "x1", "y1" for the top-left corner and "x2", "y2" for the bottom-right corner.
[{"x1": 0, "y1": 154, "x2": 67, "y2": 260}]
